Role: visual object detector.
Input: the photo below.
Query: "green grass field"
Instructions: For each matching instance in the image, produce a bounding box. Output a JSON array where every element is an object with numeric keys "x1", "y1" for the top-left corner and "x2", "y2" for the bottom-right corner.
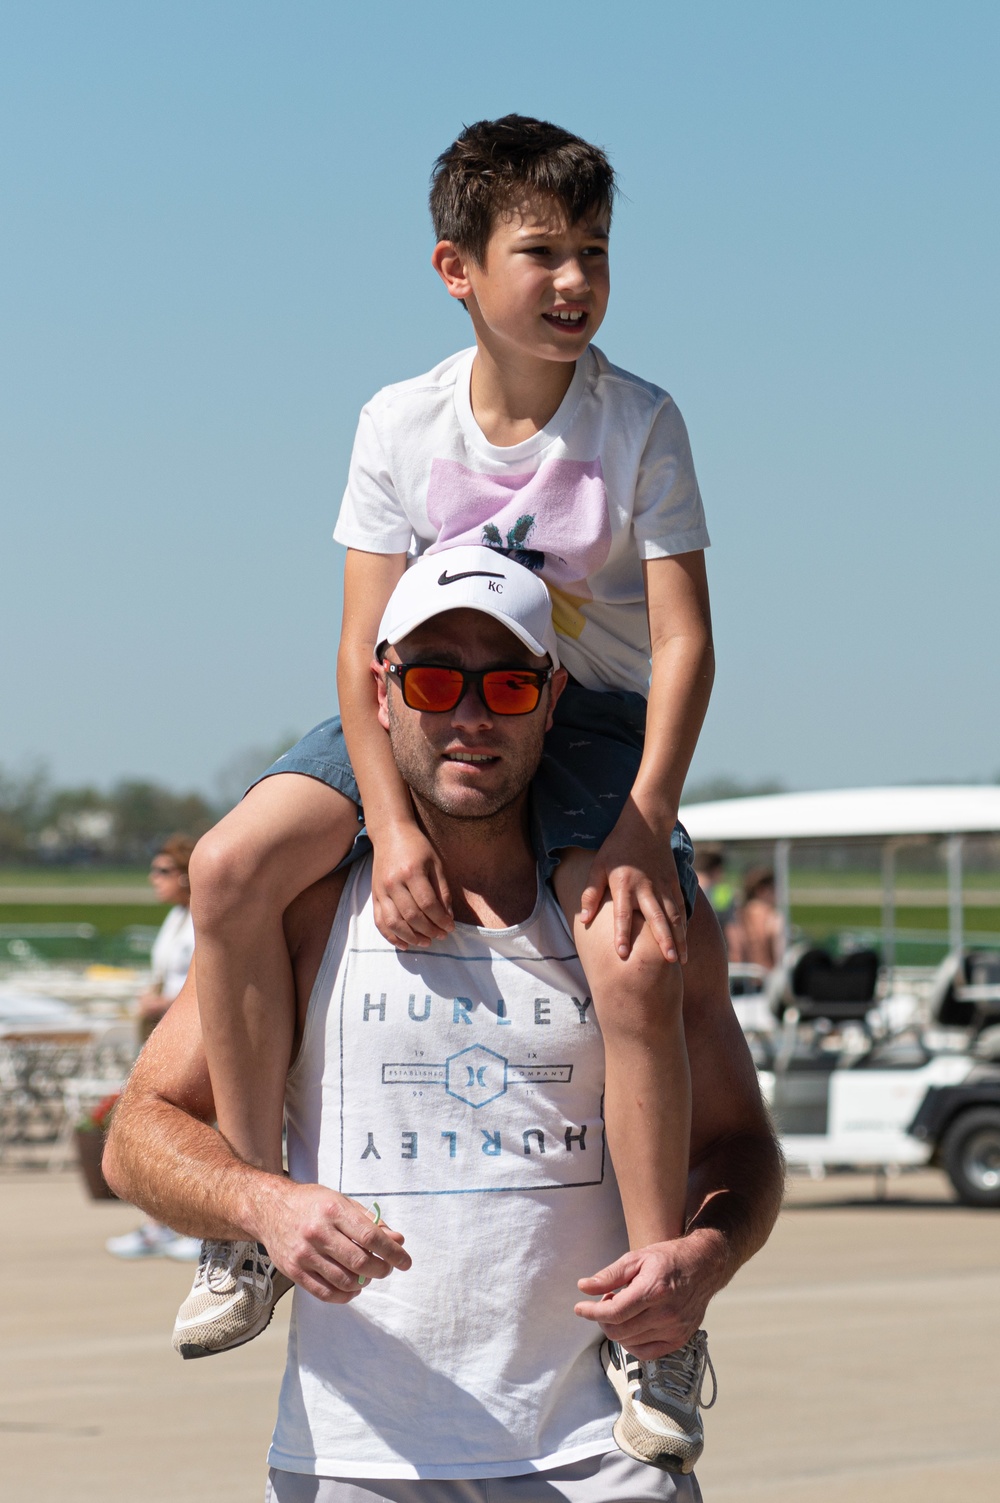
[
  {"x1": 3, "y1": 897, "x2": 1000, "y2": 968},
  {"x1": 0, "y1": 867, "x2": 151, "y2": 887},
  {"x1": 0, "y1": 903, "x2": 167, "y2": 964},
  {"x1": 2, "y1": 859, "x2": 999, "y2": 967}
]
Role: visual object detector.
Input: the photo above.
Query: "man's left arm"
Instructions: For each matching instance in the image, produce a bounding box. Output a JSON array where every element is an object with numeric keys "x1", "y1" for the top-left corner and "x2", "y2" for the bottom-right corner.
[{"x1": 574, "y1": 891, "x2": 784, "y2": 1356}]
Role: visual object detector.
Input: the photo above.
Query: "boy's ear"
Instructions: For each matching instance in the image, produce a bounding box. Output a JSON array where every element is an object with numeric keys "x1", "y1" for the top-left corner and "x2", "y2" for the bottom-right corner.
[{"x1": 432, "y1": 240, "x2": 474, "y2": 305}]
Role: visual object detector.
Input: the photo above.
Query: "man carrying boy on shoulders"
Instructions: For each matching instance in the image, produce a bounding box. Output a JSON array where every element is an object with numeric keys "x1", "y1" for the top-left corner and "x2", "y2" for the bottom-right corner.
[{"x1": 106, "y1": 553, "x2": 782, "y2": 1501}]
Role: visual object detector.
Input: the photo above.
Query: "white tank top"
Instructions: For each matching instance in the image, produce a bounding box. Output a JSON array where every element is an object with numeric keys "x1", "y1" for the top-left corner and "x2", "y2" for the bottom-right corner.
[{"x1": 269, "y1": 858, "x2": 627, "y2": 1480}]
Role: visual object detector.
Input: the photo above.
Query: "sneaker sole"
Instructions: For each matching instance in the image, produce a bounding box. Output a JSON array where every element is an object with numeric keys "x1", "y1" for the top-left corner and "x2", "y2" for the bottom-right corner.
[
  {"x1": 601, "y1": 1340, "x2": 702, "y2": 1475},
  {"x1": 611, "y1": 1409, "x2": 698, "y2": 1475},
  {"x1": 176, "y1": 1272, "x2": 294, "y2": 1360}
]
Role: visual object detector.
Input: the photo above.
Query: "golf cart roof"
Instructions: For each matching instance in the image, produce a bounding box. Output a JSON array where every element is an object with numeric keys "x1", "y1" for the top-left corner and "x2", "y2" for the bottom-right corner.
[{"x1": 679, "y1": 786, "x2": 1000, "y2": 843}]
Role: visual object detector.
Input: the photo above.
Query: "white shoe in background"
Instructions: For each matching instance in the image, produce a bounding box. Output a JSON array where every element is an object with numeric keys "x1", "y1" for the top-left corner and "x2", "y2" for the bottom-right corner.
[
  {"x1": 106, "y1": 1223, "x2": 179, "y2": 1259},
  {"x1": 163, "y1": 1235, "x2": 204, "y2": 1262}
]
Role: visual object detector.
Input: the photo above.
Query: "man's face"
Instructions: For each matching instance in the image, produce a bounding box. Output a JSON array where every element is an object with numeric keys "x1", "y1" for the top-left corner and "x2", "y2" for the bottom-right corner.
[
  {"x1": 376, "y1": 609, "x2": 566, "y2": 823},
  {"x1": 453, "y1": 193, "x2": 610, "y2": 366}
]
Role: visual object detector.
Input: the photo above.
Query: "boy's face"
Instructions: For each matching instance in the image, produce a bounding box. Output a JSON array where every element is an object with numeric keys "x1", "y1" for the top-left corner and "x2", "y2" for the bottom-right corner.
[{"x1": 438, "y1": 193, "x2": 610, "y2": 366}]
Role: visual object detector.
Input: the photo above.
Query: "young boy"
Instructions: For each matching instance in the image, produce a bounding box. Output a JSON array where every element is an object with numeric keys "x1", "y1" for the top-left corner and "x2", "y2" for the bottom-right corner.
[{"x1": 179, "y1": 115, "x2": 717, "y2": 1471}]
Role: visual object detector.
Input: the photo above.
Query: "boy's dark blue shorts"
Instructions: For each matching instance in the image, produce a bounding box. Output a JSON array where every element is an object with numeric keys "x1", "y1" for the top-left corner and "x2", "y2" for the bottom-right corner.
[{"x1": 253, "y1": 681, "x2": 698, "y2": 919}]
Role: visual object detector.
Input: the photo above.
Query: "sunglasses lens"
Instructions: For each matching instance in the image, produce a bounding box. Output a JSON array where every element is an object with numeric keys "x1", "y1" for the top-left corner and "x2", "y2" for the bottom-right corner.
[
  {"x1": 402, "y1": 666, "x2": 465, "y2": 712},
  {"x1": 481, "y1": 672, "x2": 543, "y2": 715}
]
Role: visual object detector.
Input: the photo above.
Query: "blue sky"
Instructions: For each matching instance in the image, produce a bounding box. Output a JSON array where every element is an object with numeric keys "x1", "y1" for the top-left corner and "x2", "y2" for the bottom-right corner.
[{"x1": 2, "y1": 1, "x2": 998, "y2": 799}]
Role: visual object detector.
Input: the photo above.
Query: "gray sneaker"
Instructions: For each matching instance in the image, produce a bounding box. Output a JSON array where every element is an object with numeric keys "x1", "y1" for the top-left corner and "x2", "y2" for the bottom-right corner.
[
  {"x1": 601, "y1": 1331, "x2": 717, "y2": 1473},
  {"x1": 172, "y1": 1240, "x2": 293, "y2": 1359}
]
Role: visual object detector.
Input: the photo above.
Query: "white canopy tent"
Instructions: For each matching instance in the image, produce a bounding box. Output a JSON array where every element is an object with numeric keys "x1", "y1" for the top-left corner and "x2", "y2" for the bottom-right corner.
[{"x1": 678, "y1": 786, "x2": 1000, "y2": 967}]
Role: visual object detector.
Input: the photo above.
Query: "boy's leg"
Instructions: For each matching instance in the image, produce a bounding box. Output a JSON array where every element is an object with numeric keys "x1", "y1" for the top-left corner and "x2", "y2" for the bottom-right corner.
[
  {"x1": 555, "y1": 848, "x2": 719, "y2": 1474},
  {"x1": 552, "y1": 847, "x2": 690, "y2": 1250},
  {"x1": 189, "y1": 773, "x2": 360, "y2": 1173}
]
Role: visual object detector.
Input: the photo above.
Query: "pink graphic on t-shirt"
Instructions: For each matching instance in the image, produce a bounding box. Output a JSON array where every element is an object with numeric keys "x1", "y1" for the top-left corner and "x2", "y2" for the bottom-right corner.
[{"x1": 425, "y1": 458, "x2": 611, "y2": 594}]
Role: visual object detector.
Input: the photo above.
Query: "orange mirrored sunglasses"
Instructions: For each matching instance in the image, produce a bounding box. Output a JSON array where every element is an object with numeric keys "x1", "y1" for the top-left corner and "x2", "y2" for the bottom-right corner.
[{"x1": 382, "y1": 661, "x2": 553, "y2": 715}]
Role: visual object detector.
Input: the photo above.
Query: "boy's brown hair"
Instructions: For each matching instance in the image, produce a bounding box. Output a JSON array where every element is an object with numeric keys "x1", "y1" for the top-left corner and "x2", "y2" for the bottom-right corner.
[{"x1": 430, "y1": 114, "x2": 616, "y2": 264}]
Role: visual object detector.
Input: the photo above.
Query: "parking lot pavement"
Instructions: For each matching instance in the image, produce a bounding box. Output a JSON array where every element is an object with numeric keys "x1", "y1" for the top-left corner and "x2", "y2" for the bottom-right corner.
[
  {"x1": 698, "y1": 1170, "x2": 1000, "y2": 1502},
  {"x1": 4, "y1": 1168, "x2": 999, "y2": 1503},
  {"x1": 3, "y1": 1171, "x2": 287, "y2": 1503}
]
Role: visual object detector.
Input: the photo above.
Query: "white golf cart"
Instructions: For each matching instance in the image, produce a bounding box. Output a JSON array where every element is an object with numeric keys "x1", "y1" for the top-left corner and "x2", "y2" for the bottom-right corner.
[{"x1": 679, "y1": 787, "x2": 1000, "y2": 1206}]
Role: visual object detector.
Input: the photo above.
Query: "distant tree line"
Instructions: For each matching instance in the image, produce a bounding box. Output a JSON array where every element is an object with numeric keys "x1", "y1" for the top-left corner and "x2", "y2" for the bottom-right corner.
[
  {"x1": 0, "y1": 736, "x2": 301, "y2": 867},
  {"x1": 0, "y1": 763, "x2": 218, "y2": 865},
  {"x1": 681, "y1": 775, "x2": 786, "y2": 805},
  {"x1": 0, "y1": 757, "x2": 785, "y2": 867}
]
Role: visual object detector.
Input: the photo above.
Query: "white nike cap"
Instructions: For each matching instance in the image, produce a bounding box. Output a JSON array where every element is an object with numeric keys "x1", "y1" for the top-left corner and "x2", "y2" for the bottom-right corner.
[{"x1": 376, "y1": 545, "x2": 559, "y2": 667}]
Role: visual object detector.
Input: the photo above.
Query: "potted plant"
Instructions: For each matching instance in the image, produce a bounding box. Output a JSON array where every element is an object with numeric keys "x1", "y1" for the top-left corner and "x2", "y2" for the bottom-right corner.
[{"x1": 74, "y1": 1093, "x2": 120, "y2": 1200}]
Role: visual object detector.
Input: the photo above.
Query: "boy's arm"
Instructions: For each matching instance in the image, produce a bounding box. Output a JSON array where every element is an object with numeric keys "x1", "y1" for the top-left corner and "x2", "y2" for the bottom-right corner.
[
  {"x1": 337, "y1": 547, "x2": 454, "y2": 947},
  {"x1": 575, "y1": 891, "x2": 783, "y2": 1356},
  {"x1": 581, "y1": 550, "x2": 715, "y2": 962}
]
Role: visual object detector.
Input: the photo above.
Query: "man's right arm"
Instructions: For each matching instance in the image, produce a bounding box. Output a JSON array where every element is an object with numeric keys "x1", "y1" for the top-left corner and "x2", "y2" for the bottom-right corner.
[{"x1": 103, "y1": 978, "x2": 411, "y2": 1303}]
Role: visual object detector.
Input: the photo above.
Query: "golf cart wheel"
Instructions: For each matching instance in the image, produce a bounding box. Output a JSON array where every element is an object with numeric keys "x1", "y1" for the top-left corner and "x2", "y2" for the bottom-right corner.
[{"x1": 942, "y1": 1107, "x2": 1000, "y2": 1208}]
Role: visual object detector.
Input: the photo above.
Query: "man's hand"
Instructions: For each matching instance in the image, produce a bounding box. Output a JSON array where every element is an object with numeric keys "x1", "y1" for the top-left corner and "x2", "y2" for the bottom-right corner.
[
  {"x1": 574, "y1": 1231, "x2": 726, "y2": 1358},
  {"x1": 580, "y1": 798, "x2": 687, "y2": 964},
  {"x1": 372, "y1": 821, "x2": 454, "y2": 950},
  {"x1": 256, "y1": 1181, "x2": 412, "y2": 1304}
]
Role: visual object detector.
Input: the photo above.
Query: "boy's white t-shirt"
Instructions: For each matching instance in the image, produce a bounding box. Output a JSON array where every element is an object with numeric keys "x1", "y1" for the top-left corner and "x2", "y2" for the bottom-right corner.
[{"x1": 334, "y1": 345, "x2": 710, "y2": 697}]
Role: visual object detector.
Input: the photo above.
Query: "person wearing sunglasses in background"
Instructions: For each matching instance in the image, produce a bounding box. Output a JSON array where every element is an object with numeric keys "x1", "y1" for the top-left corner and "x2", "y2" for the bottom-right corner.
[
  {"x1": 137, "y1": 835, "x2": 197, "y2": 1042},
  {"x1": 104, "y1": 553, "x2": 782, "y2": 1497},
  {"x1": 106, "y1": 834, "x2": 201, "y2": 1261}
]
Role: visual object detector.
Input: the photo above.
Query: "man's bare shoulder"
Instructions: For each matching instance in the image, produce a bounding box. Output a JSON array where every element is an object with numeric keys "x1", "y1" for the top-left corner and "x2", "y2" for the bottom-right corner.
[{"x1": 284, "y1": 866, "x2": 352, "y2": 1012}]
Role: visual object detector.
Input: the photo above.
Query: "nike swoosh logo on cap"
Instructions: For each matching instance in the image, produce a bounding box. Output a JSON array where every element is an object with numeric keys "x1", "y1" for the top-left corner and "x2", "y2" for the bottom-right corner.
[{"x1": 437, "y1": 569, "x2": 505, "y2": 586}]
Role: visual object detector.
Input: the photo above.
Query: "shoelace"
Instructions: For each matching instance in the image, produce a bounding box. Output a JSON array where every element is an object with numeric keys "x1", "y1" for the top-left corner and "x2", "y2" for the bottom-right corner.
[
  {"x1": 644, "y1": 1334, "x2": 718, "y2": 1409},
  {"x1": 197, "y1": 1239, "x2": 271, "y2": 1296}
]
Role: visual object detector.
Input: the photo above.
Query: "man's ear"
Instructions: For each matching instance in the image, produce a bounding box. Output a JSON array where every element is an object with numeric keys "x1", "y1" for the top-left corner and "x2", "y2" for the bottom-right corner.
[
  {"x1": 431, "y1": 240, "x2": 475, "y2": 305},
  {"x1": 544, "y1": 667, "x2": 570, "y2": 733},
  {"x1": 373, "y1": 657, "x2": 391, "y2": 732}
]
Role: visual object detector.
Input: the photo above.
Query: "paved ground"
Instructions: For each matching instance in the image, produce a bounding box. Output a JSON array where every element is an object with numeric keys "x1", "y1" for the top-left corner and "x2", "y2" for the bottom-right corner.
[{"x1": 3, "y1": 1168, "x2": 999, "y2": 1502}]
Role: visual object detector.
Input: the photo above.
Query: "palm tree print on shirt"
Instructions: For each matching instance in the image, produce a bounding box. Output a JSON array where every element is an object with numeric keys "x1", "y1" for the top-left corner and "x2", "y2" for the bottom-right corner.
[{"x1": 481, "y1": 516, "x2": 545, "y2": 573}]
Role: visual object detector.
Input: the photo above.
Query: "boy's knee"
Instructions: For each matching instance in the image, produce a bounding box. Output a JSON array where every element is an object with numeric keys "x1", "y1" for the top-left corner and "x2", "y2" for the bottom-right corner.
[
  {"x1": 587, "y1": 923, "x2": 682, "y2": 1026},
  {"x1": 189, "y1": 825, "x2": 271, "y2": 928}
]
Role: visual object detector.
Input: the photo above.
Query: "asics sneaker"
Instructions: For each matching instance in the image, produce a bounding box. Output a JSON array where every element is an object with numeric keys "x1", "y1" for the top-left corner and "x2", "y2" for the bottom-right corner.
[
  {"x1": 171, "y1": 1240, "x2": 293, "y2": 1359},
  {"x1": 600, "y1": 1330, "x2": 717, "y2": 1474}
]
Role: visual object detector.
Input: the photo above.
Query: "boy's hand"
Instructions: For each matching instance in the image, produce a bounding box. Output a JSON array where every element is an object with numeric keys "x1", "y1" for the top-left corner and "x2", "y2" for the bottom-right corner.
[
  {"x1": 580, "y1": 800, "x2": 687, "y2": 964},
  {"x1": 372, "y1": 822, "x2": 454, "y2": 949}
]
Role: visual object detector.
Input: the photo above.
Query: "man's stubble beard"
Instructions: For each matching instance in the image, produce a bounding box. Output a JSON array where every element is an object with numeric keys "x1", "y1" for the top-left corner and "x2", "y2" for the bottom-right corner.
[{"x1": 385, "y1": 694, "x2": 546, "y2": 829}]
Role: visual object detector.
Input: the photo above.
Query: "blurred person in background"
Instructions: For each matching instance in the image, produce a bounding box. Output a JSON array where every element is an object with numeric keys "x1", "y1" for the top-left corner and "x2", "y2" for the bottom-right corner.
[
  {"x1": 726, "y1": 867, "x2": 785, "y2": 973},
  {"x1": 107, "y1": 834, "x2": 201, "y2": 1261},
  {"x1": 136, "y1": 834, "x2": 196, "y2": 1042},
  {"x1": 693, "y1": 846, "x2": 735, "y2": 928}
]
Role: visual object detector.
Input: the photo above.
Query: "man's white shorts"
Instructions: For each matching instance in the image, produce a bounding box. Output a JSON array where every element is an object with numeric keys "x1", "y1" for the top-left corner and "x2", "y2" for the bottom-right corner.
[{"x1": 265, "y1": 1451, "x2": 702, "y2": 1503}]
